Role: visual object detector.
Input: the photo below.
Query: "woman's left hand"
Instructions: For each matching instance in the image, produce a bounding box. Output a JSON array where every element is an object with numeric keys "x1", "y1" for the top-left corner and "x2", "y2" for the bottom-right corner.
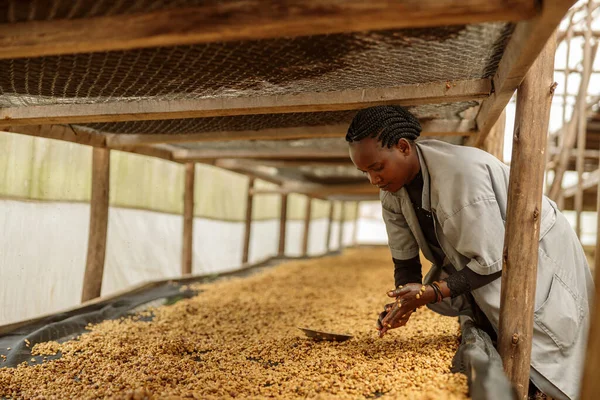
[{"x1": 379, "y1": 283, "x2": 434, "y2": 337}]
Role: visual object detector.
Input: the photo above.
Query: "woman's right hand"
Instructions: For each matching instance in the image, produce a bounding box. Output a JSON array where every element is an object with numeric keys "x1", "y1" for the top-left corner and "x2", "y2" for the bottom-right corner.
[{"x1": 376, "y1": 302, "x2": 413, "y2": 337}]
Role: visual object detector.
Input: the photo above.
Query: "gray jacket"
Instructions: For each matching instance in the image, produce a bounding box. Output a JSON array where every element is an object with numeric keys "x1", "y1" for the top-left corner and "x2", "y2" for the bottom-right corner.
[{"x1": 380, "y1": 139, "x2": 594, "y2": 400}]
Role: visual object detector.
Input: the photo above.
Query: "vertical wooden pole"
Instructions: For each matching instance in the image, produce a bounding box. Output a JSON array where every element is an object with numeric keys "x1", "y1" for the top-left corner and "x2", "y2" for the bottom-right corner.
[
  {"x1": 338, "y1": 201, "x2": 346, "y2": 250},
  {"x1": 482, "y1": 109, "x2": 506, "y2": 161},
  {"x1": 579, "y1": 5, "x2": 598, "y2": 396},
  {"x1": 575, "y1": 3, "x2": 593, "y2": 239},
  {"x1": 278, "y1": 193, "x2": 288, "y2": 257},
  {"x1": 497, "y1": 35, "x2": 556, "y2": 400},
  {"x1": 353, "y1": 201, "x2": 361, "y2": 245},
  {"x1": 302, "y1": 197, "x2": 312, "y2": 257},
  {"x1": 181, "y1": 163, "x2": 195, "y2": 276},
  {"x1": 581, "y1": 142, "x2": 600, "y2": 399},
  {"x1": 81, "y1": 148, "x2": 110, "y2": 302},
  {"x1": 326, "y1": 201, "x2": 334, "y2": 252},
  {"x1": 242, "y1": 177, "x2": 255, "y2": 264}
]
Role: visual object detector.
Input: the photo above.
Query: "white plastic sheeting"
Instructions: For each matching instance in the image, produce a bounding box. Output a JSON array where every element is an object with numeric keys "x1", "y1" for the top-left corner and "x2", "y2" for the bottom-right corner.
[{"x1": 0, "y1": 199, "x2": 358, "y2": 326}]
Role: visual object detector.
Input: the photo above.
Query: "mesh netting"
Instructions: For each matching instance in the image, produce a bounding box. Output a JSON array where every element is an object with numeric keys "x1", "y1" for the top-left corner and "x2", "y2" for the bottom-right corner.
[
  {"x1": 0, "y1": 24, "x2": 512, "y2": 107},
  {"x1": 77, "y1": 101, "x2": 480, "y2": 135}
]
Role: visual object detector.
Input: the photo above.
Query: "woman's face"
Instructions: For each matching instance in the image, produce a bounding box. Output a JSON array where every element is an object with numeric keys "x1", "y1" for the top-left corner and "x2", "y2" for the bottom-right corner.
[{"x1": 349, "y1": 137, "x2": 418, "y2": 193}]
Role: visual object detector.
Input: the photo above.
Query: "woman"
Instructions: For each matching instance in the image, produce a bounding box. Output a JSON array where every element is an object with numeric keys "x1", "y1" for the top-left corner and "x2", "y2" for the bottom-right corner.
[{"x1": 346, "y1": 105, "x2": 594, "y2": 400}]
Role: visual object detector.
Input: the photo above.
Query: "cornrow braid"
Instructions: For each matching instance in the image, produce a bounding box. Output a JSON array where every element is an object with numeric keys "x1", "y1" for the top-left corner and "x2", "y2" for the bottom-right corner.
[{"x1": 345, "y1": 105, "x2": 422, "y2": 148}]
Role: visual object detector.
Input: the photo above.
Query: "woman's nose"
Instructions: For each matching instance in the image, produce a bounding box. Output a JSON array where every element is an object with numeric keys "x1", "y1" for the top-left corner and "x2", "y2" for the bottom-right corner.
[{"x1": 368, "y1": 172, "x2": 381, "y2": 185}]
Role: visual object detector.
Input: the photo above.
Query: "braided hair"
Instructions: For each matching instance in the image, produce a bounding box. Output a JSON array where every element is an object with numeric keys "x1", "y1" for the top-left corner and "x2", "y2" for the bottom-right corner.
[{"x1": 345, "y1": 105, "x2": 421, "y2": 148}]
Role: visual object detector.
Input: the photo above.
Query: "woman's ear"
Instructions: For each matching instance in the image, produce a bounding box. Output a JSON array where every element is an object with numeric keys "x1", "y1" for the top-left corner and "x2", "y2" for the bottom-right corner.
[{"x1": 397, "y1": 138, "x2": 411, "y2": 155}]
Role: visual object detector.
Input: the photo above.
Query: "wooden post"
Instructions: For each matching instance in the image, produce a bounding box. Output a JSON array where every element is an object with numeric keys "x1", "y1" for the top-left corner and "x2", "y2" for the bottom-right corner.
[
  {"x1": 497, "y1": 34, "x2": 556, "y2": 400},
  {"x1": 581, "y1": 140, "x2": 600, "y2": 399},
  {"x1": 338, "y1": 201, "x2": 346, "y2": 250},
  {"x1": 482, "y1": 109, "x2": 506, "y2": 161},
  {"x1": 353, "y1": 201, "x2": 361, "y2": 245},
  {"x1": 81, "y1": 148, "x2": 110, "y2": 302},
  {"x1": 181, "y1": 163, "x2": 195, "y2": 276},
  {"x1": 575, "y1": 2, "x2": 593, "y2": 239},
  {"x1": 302, "y1": 197, "x2": 312, "y2": 256},
  {"x1": 326, "y1": 201, "x2": 334, "y2": 252},
  {"x1": 278, "y1": 193, "x2": 288, "y2": 257},
  {"x1": 242, "y1": 177, "x2": 255, "y2": 264}
]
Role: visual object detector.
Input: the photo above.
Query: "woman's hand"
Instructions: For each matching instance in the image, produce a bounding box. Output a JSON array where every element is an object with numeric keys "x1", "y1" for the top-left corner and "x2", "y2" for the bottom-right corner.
[{"x1": 378, "y1": 283, "x2": 435, "y2": 338}]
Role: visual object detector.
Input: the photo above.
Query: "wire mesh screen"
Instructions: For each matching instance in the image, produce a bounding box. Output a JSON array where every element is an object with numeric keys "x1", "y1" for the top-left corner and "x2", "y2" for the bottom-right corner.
[
  {"x1": 0, "y1": 23, "x2": 512, "y2": 107},
  {"x1": 77, "y1": 101, "x2": 480, "y2": 135}
]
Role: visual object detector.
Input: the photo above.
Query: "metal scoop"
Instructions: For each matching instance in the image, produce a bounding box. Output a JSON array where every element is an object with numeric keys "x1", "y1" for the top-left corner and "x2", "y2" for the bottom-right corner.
[{"x1": 297, "y1": 327, "x2": 353, "y2": 342}]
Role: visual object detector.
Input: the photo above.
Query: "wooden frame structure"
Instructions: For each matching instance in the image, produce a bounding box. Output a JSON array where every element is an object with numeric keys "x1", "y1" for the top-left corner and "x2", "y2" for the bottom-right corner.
[{"x1": 3, "y1": 1, "x2": 599, "y2": 399}]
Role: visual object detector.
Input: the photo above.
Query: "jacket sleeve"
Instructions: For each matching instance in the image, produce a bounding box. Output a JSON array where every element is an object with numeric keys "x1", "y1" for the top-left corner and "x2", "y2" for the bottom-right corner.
[
  {"x1": 381, "y1": 199, "x2": 420, "y2": 260},
  {"x1": 439, "y1": 197, "x2": 505, "y2": 275}
]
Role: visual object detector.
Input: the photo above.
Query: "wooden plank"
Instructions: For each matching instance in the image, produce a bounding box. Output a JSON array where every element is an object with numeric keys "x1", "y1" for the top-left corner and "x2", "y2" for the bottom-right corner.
[
  {"x1": 481, "y1": 109, "x2": 506, "y2": 160},
  {"x1": 575, "y1": 2, "x2": 594, "y2": 239},
  {"x1": 338, "y1": 202, "x2": 346, "y2": 250},
  {"x1": 0, "y1": 1, "x2": 538, "y2": 59},
  {"x1": 3, "y1": 124, "x2": 107, "y2": 147},
  {"x1": 242, "y1": 178, "x2": 255, "y2": 265},
  {"x1": 182, "y1": 163, "x2": 195, "y2": 276},
  {"x1": 326, "y1": 201, "x2": 335, "y2": 252},
  {"x1": 278, "y1": 194, "x2": 288, "y2": 257},
  {"x1": 250, "y1": 182, "x2": 378, "y2": 196},
  {"x1": 302, "y1": 197, "x2": 313, "y2": 256},
  {"x1": 106, "y1": 118, "x2": 476, "y2": 147},
  {"x1": 581, "y1": 145, "x2": 600, "y2": 400},
  {"x1": 470, "y1": 0, "x2": 576, "y2": 148},
  {"x1": 0, "y1": 79, "x2": 491, "y2": 126},
  {"x1": 81, "y1": 148, "x2": 111, "y2": 302},
  {"x1": 497, "y1": 33, "x2": 556, "y2": 400}
]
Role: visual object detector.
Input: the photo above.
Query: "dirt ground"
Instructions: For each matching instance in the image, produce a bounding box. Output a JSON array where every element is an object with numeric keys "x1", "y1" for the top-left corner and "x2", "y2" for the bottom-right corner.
[{"x1": 0, "y1": 248, "x2": 468, "y2": 399}]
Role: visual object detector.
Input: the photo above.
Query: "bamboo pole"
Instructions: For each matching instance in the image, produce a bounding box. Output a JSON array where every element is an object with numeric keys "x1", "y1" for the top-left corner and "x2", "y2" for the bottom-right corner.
[
  {"x1": 81, "y1": 148, "x2": 110, "y2": 302},
  {"x1": 278, "y1": 193, "x2": 288, "y2": 257},
  {"x1": 575, "y1": 1, "x2": 594, "y2": 238},
  {"x1": 302, "y1": 197, "x2": 312, "y2": 256},
  {"x1": 338, "y1": 201, "x2": 346, "y2": 250},
  {"x1": 242, "y1": 177, "x2": 255, "y2": 264},
  {"x1": 580, "y1": 143, "x2": 600, "y2": 399},
  {"x1": 326, "y1": 201, "x2": 335, "y2": 252},
  {"x1": 181, "y1": 163, "x2": 195, "y2": 276},
  {"x1": 497, "y1": 34, "x2": 556, "y2": 400}
]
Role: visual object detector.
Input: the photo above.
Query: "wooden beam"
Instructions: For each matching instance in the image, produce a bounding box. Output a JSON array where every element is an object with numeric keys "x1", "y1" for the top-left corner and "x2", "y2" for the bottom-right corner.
[
  {"x1": 481, "y1": 109, "x2": 506, "y2": 160},
  {"x1": 581, "y1": 146, "x2": 600, "y2": 400},
  {"x1": 278, "y1": 194, "x2": 288, "y2": 257},
  {"x1": 548, "y1": 147, "x2": 600, "y2": 159},
  {"x1": 338, "y1": 202, "x2": 346, "y2": 250},
  {"x1": 326, "y1": 201, "x2": 335, "y2": 252},
  {"x1": 176, "y1": 147, "x2": 350, "y2": 161},
  {"x1": 115, "y1": 144, "x2": 178, "y2": 162},
  {"x1": 302, "y1": 198, "x2": 313, "y2": 257},
  {"x1": 497, "y1": 33, "x2": 556, "y2": 400},
  {"x1": 242, "y1": 178, "x2": 255, "y2": 265},
  {"x1": 575, "y1": 1, "x2": 594, "y2": 239},
  {"x1": 182, "y1": 163, "x2": 195, "y2": 276},
  {"x1": 353, "y1": 201, "x2": 361, "y2": 245},
  {"x1": 105, "y1": 118, "x2": 476, "y2": 147},
  {"x1": 250, "y1": 182, "x2": 378, "y2": 197},
  {"x1": 81, "y1": 148, "x2": 110, "y2": 302},
  {"x1": 3, "y1": 124, "x2": 107, "y2": 147},
  {"x1": 562, "y1": 169, "x2": 600, "y2": 198},
  {"x1": 0, "y1": 1, "x2": 538, "y2": 60},
  {"x1": 0, "y1": 79, "x2": 491, "y2": 126},
  {"x1": 470, "y1": 0, "x2": 575, "y2": 148}
]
